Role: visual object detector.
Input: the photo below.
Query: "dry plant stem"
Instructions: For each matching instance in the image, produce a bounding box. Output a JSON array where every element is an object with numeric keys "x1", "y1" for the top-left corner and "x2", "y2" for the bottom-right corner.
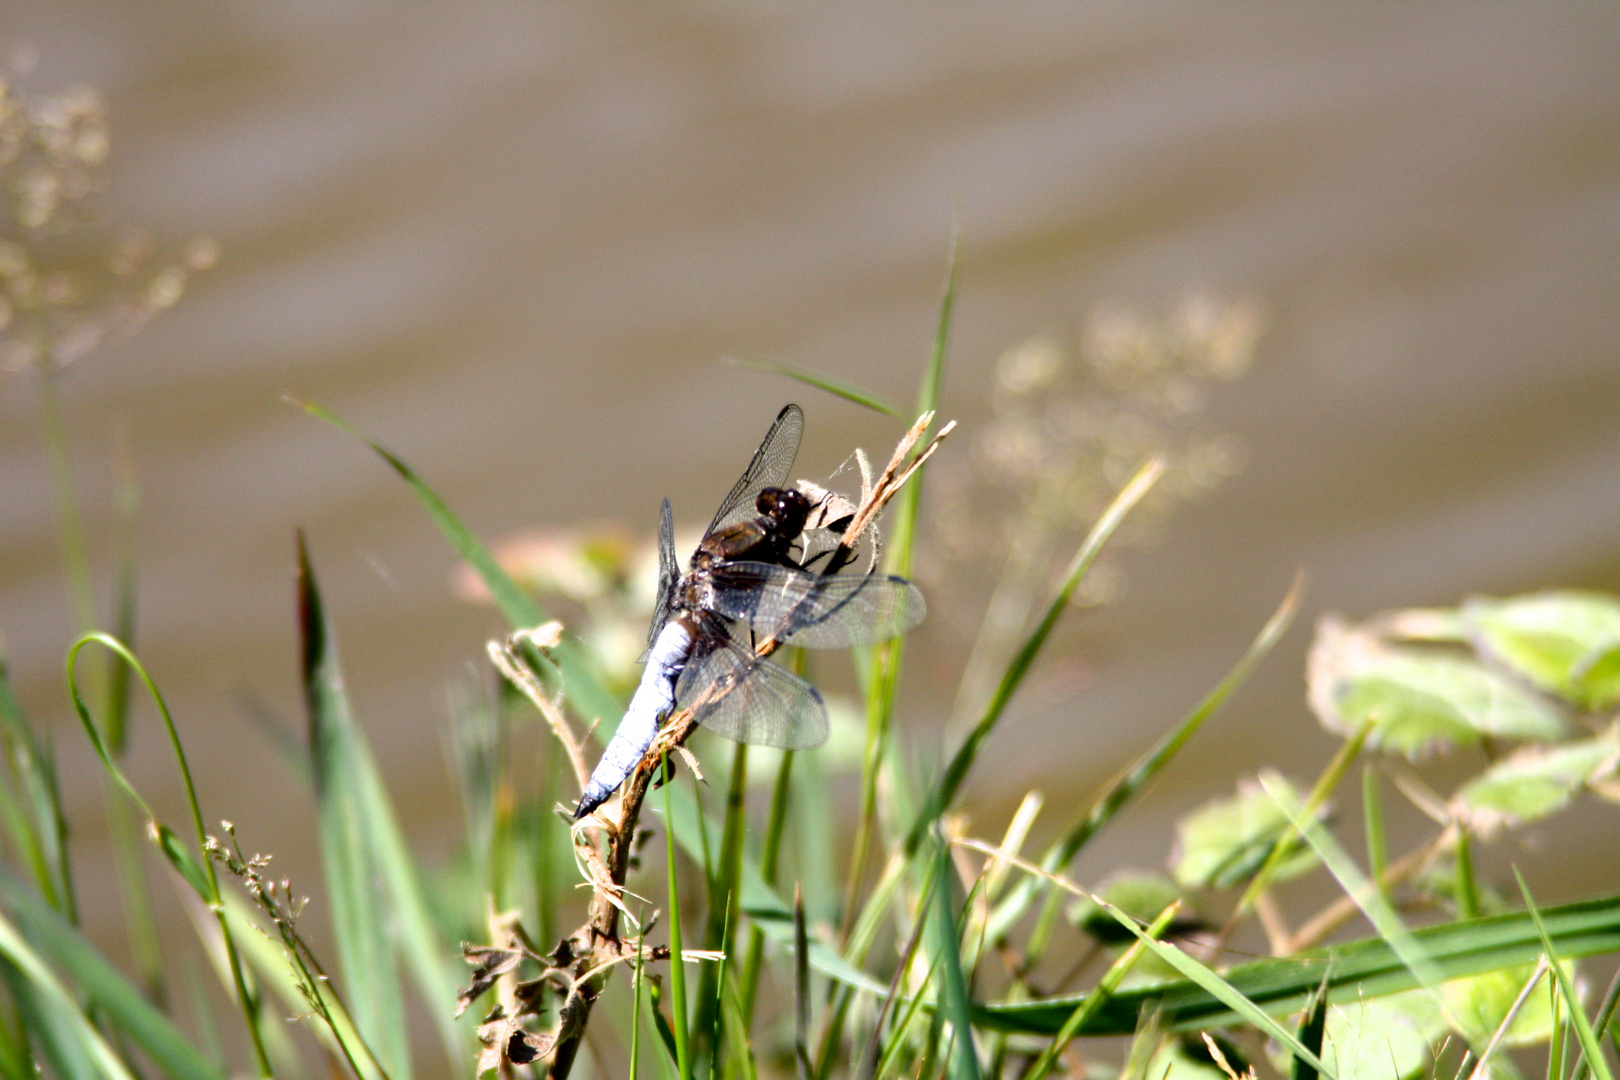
[
  {"x1": 540, "y1": 413, "x2": 953, "y2": 1080},
  {"x1": 1252, "y1": 892, "x2": 1291, "y2": 958},
  {"x1": 488, "y1": 624, "x2": 591, "y2": 792},
  {"x1": 1465, "y1": 954, "x2": 1550, "y2": 1080}
]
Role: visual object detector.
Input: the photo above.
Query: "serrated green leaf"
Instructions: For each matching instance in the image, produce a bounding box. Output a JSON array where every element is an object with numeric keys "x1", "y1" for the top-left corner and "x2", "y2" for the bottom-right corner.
[
  {"x1": 1171, "y1": 776, "x2": 1320, "y2": 890},
  {"x1": 1453, "y1": 731, "x2": 1620, "y2": 834},
  {"x1": 1465, "y1": 591, "x2": 1620, "y2": 711},
  {"x1": 1308, "y1": 617, "x2": 1565, "y2": 757}
]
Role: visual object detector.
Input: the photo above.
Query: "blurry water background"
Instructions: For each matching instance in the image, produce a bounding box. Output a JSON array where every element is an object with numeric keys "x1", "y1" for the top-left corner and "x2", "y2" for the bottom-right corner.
[{"x1": 2, "y1": 3, "x2": 1617, "y2": 994}]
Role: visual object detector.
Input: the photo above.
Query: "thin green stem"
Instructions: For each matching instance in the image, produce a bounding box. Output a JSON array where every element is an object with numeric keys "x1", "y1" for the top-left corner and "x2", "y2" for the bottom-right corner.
[
  {"x1": 664, "y1": 775, "x2": 691, "y2": 1080},
  {"x1": 740, "y1": 748, "x2": 795, "y2": 1022},
  {"x1": 33, "y1": 366, "x2": 98, "y2": 638},
  {"x1": 65, "y1": 634, "x2": 271, "y2": 1078}
]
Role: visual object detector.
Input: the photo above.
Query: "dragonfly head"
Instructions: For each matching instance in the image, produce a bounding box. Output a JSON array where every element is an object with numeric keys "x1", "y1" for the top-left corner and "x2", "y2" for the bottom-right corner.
[{"x1": 755, "y1": 486, "x2": 811, "y2": 540}]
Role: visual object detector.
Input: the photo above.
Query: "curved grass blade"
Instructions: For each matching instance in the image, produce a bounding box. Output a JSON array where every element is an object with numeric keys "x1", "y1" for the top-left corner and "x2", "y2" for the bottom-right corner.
[
  {"x1": 988, "y1": 572, "x2": 1301, "y2": 946},
  {"x1": 723, "y1": 357, "x2": 902, "y2": 419},
  {"x1": 288, "y1": 397, "x2": 618, "y2": 726},
  {"x1": 64, "y1": 634, "x2": 270, "y2": 1077},
  {"x1": 975, "y1": 893, "x2": 1620, "y2": 1036},
  {"x1": 1260, "y1": 771, "x2": 1444, "y2": 992},
  {"x1": 905, "y1": 457, "x2": 1165, "y2": 856},
  {"x1": 0, "y1": 867, "x2": 221, "y2": 1080}
]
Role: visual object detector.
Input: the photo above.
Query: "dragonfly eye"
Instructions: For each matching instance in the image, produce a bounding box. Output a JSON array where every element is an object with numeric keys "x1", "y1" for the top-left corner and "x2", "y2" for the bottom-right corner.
[{"x1": 757, "y1": 487, "x2": 810, "y2": 537}]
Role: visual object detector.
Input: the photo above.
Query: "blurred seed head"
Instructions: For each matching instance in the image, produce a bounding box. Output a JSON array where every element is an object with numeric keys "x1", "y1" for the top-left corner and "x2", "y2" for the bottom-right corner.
[
  {"x1": 0, "y1": 54, "x2": 216, "y2": 379},
  {"x1": 928, "y1": 292, "x2": 1265, "y2": 622}
]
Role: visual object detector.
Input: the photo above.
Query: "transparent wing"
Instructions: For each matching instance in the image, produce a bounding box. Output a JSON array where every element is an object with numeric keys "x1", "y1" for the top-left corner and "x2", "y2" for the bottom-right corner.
[
  {"x1": 675, "y1": 634, "x2": 829, "y2": 749},
  {"x1": 704, "y1": 404, "x2": 804, "y2": 537},
  {"x1": 702, "y1": 562, "x2": 926, "y2": 649},
  {"x1": 647, "y1": 498, "x2": 679, "y2": 648}
]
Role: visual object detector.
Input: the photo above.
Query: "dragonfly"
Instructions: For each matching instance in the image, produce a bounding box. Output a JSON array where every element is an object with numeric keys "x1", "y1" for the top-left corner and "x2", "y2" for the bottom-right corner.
[{"x1": 574, "y1": 404, "x2": 926, "y2": 818}]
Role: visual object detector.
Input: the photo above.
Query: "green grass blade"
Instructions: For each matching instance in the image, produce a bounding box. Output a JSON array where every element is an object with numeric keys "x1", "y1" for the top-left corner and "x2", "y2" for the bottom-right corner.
[
  {"x1": 0, "y1": 951, "x2": 109, "y2": 1080},
  {"x1": 1362, "y1": 765, "x2": 1388, "y2": 905},
  {"x1": 1288, "y1": 977, "x2": 1330, "y2": 1080},
  {"x1": 1517, "y1": 871, "x2": 1614, "y2": 1080},
  {"x1": 1572, "y1": 963, "x2": 1620, "y2": 1080},
  {"x1": 990, "y1": 572, "x2": 1300, "y2": 948},
  {"x1": 696, "y1": 743, "x2": 749, "y2": 1055},
  {"x1": 0, "y1": 985, "x2": 33, "y2": 1080},
  {"x1": 795, "y1": 886, "x2": 812, "y2": 1080},
  {"x1": 662, "y1": 776, "x2": 888, "y2": 996},
  {"x1": 0, "y1": 649, "x2": 73, "y2": 917},
  {"x1": 1089, "y1": 899, "x2": 1334, "y2": 1080},
  {"x1": 923, "y1": 836, "x2": 981, "y2": 1080},
  {"x1": 1260, "y1": 770, "x2": 1445, "y2": 992},
  {"x1": 0, "y1": 867, "x2": 221, "y2": 1080},
  {"x1": 975, "y1": 893, "x2": 1620, "y2": 1036},
  {"x1": 298, "y1": 535, "x2": 410, "y2": 1080},
  {"x1": 855, "y1": 864, "x2": 941, "y2": 1080},
  {"x1": 723, "y1": 357, "x2": 902, "y2": 418},
  {"x1": 1023, "y1": 902, "x2": 1180, "y2": 1080},
  {"x1": 740, "y1": 748, "x2": 795, "y2": 1022},
  {"x1": 290, "y1": 398, "x2": 620, "y2": 725},
  {"x1": 907, "y1": 457, "x2": 1164, "y2": 856},
  {"x1": 664, "y1": 776, "x2": 693, "y2": 1080},
  {"x1": 1233, "y1": 714, "x2": 1371, "y2": 921},
  {"x1": 844, "y1": 233, "x2": 959, "y2": 923}
]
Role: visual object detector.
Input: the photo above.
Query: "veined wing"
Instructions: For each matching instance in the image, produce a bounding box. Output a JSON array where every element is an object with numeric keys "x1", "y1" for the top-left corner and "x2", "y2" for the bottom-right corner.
[
  {"x1": 647, "y1": 498, "x2": 680, "y2": 647},
  {"x1": 704, "y1": 404, "x2": 804, "y2": 537},
  {"x1": 702, "y1": 562, "x2": 926, "y2": 649},
  {"x1": 675, "y1": 632, "x2": 829, "y2": 750}
]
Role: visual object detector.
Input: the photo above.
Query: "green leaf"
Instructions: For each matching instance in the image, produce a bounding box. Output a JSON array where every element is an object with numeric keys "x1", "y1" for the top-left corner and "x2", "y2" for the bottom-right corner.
[
  {"x1": 1442, "y1": 962, "x2": 1562, "y2": 1047},
  {"x1": 1454, "y1": 731, "x2": 1620, "y2": 834},
  {"x1": 1171, "y1": 776, "x2": 1320, "y2": 891},
  {"x1": 974, "y1": 892, "x2": 1620, "y2": 1037},
  {"x1": 1465, "y1": 591, "x2": 1620, "y2": 710},
  {"x1": 0, "y1": 866, "x2": 222, "y2": 1080},
  {"x1": 1308, "y1": 617, "x2": 1565, "y2": 757},
  {"x1": 1144, "y1": 1045, "x2": 1227, "y2": 1080},
  {"x1": 1309, "y1": 991, "x2": 1443, "y2": 1080},
  {"x1": 921, "y1": 836, "x2": 980, "y2": 1080}
]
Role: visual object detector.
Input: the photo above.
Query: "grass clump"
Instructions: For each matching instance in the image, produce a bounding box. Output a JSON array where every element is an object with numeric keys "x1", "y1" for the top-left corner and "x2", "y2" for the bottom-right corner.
[{"x1": 1, "y1": 70, "x2": 1617, "y2": 1080}]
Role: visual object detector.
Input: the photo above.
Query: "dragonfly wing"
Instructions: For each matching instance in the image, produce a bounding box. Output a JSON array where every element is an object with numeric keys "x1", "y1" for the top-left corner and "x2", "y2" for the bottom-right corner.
[
  {"x1": 703, "y1": 563, "x2": 926, "y2": 648},
  {"x1": 704, "y1": 404, "x2": 804, "y2": 537},
  {"x1": 647, "y1": 498, "x2": 679, "y2": 648},
  {"x1": 675, "y1": 636, "x2": 829, "y2": 750}
]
